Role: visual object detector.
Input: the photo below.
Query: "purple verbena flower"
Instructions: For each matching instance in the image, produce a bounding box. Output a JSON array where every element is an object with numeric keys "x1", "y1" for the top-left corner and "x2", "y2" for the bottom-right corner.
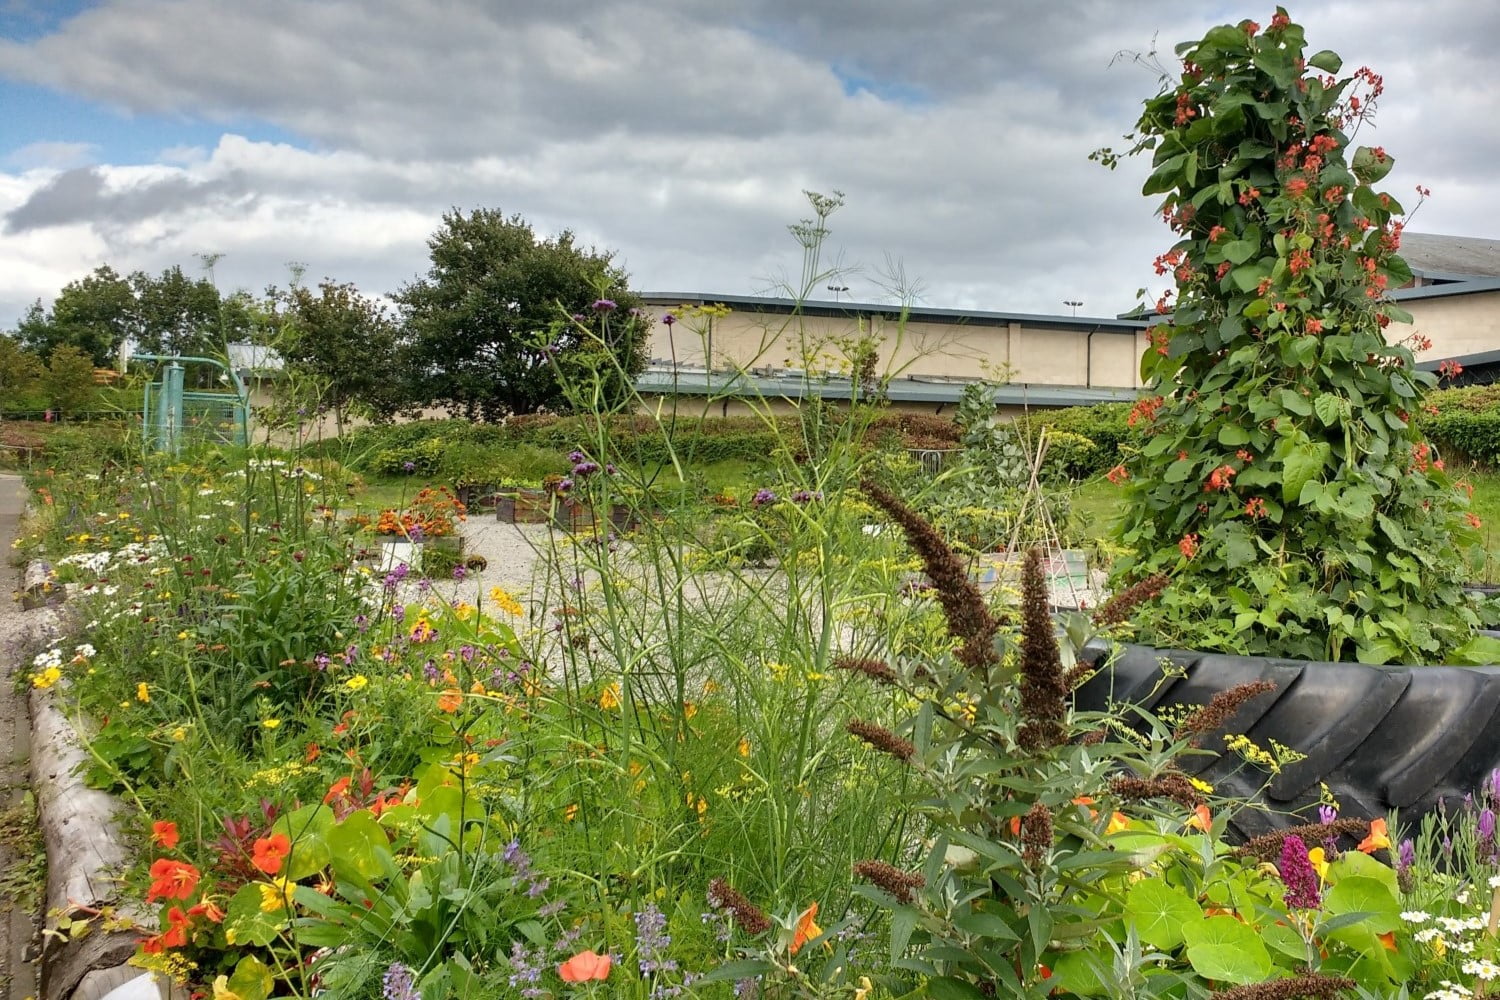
[
  {"x1": 592, "y1": 298, "x2": 618, "y2": 312},
  {"x1": 662, "y1": 313, "x2": 677, "y2": 326},
  {"x1": 1278, "y1": 834, "x2": 1321, "y2": 909},
  {"x1": 751, "y1": 488, "x2": 776, "y2": 506},
  {"x1": 568, "y1": 451, "x2": 586, "y2": 464},
  {"x1": 453, "y1": 564, "x2": 467, "y2": 581},
  {"x1": 402, "y1": 461, "x2": 416, "y2": 473}
]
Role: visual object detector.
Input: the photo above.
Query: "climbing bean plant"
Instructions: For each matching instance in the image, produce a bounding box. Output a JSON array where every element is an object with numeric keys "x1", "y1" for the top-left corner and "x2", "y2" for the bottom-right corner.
[{"x1": 1096, "y1": 9, "x2": 1489, "y2": 664}]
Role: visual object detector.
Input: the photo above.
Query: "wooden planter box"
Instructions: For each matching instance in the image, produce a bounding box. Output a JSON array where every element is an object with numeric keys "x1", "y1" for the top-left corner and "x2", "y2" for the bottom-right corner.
[{"x1": 496, "y1": 488, "x2": 554, "y2": 524}]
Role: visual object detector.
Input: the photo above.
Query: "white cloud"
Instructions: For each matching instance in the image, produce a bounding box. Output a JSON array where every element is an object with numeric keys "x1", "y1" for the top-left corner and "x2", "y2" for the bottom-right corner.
[{"x1": 3, "y1": 140, "x2": 97, "y2": 170}]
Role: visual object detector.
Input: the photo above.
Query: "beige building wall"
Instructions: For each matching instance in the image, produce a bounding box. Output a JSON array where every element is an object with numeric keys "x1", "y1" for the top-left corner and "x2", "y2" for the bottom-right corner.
[
  {"x1": 648, "y1": 306, "x2": 1145, "y2": 389},
  {"x1": 1390, "y1": 289, "x2": 1500, "y2": 365}
]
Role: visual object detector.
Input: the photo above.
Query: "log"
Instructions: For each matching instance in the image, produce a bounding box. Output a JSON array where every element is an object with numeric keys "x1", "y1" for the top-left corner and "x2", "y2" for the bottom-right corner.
[
  {"x1": 21, "y1": 559, "x2": 53, "y2": 609},
  {"x1": 29, "y1": 686, "x2": 148, "y2": 999}
]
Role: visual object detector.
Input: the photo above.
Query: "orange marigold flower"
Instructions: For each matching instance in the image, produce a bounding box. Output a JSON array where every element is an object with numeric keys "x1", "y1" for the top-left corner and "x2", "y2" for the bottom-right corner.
[
  {"x1": 146, "y1": 859, "x2": 200, "y2": 902},
  {"x1": 251, "y1": 833, "x2": 292, "y2": 875},
  {"x1": 151, "y1": 820, "x2": 179, "y2": 850},
  {"x1": 437, "y1": 689, "x2": 463, "y2": 713},
  {"x1": 558, "y1": 950, "x2": 612, "y2": 983}
]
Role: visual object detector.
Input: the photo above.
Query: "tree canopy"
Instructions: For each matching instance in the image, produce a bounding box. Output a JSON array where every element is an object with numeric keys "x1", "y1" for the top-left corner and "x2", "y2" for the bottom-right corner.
[{"x1": 395, "y1": 209, "x2": 648, "y2": 419}]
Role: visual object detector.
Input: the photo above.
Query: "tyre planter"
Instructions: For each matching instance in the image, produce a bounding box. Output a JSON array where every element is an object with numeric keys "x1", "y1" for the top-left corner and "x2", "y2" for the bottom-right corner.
[{"x1": 1073, "y1": 642, "x2": 1500, "y2": 841}]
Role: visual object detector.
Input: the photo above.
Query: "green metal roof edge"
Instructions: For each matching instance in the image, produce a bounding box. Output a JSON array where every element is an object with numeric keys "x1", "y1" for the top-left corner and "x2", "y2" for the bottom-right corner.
[{"x1": 634, "y1": 370, "x2": 1139, "y2": 406}]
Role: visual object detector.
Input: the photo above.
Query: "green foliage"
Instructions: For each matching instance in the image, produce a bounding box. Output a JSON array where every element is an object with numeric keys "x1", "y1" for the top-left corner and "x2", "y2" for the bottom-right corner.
[
  {"x1": 45, "y1": 343, "x2": 99, "y2": 416},
  {"x1": 0, "y1": 334, "x2": 46, "y2": 412},
  {"x1": 1100, "y1": 11, "x2": 1482, "y2": 663},
  {"x1": 396, "y1": 208, "x2": 648, "y2": 419},
  {"x1": 264, "y1": 279, "x2": 404, "y2": 430}
]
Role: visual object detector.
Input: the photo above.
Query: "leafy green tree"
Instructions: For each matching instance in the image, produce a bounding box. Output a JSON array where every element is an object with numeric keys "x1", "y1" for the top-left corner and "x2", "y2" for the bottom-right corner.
[
  {"x1": 19, "y1": 265, "x2": 136, "y2": 365},
  {"x1": 395, "y1": 208, "x2": 647, "y2": 419},
  {"x1": 129, "y1": 265, "x2": 227, "y2": 358},
  {"x1": 269, "y1": 279, "x2": 404, "y2": 433},
  {"x1": 0, "y1": 335, "x2": 46, "y2": 413},
  {"x1": 1099, "y1": 10, "x2": 1483, "y2": 663},
  {"x1": 45, "y1": 344, "x2": 99, "y2": 417}
]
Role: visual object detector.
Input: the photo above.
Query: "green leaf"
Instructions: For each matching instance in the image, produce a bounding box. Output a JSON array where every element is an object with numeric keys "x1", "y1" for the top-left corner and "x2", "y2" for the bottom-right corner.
[
  {"x1": 328, "y1": 810, "x2": 392, "y2": 881},
  {"x1": 224, "y1": 883, "x2": 286, "y2": 949},
  {"x1": 1180, "y1": 915, "x2": 1272, "y2": 985},
  {"x1": 1449, "y1": 635, "x2": 1500, "y2": 666},
  {"x1": 1218, "y1": 424, "x2": 1251, "y2": 446},
  {"x1": 926, "y1": 978, "x2": 988, "y2": 1000},
  {"x1": 1313, "y1": 393, "x2": 1347, "y2": 426},
  {"x1": 1124, "y1": 880, "x2": 1203, "y2": 950},
  {"x1": 1222, "y1": 240, "x2": 1259, "y2": 265},
  {"x1": 1323, "y1": 876, "x2": 1400, "y2": 933},
  {"x1": 701, "y1": 959, "x2": 778, "y2": 983},
  {"x1": 1279, "y1": 388, "x2": 1313, "y2": 416},
  {"x1": 1351, "y1": 145, "x2": 1394, "y2": 184},
  {"x1": 1164, "y1": 459, "x2": 1196, "y2": 484},
  {"x1": 1281, "y1": 441, "x2": 1331, "y2": 503},
  {"x1": 1049, "y1": 949, "x2": 1109, "y2": 996},
  {"x1": 1308, "y1": 49, "x2": 1343, "y2": 73},
  {"x1": 226, "y1": 955, "x2": 274, "y2": 1000}
]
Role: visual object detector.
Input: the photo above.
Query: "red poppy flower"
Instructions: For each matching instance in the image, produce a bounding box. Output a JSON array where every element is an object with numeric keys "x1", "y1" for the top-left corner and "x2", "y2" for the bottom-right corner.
[{"x1": 558, "y1": 949, "x2": 612, "y2": 982}]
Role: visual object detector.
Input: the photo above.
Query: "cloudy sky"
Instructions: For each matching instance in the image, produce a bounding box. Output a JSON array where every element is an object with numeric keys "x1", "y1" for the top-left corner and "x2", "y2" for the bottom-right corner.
[{"x1": 1, "y1": 0, "x2": 1496, "y2": 329}]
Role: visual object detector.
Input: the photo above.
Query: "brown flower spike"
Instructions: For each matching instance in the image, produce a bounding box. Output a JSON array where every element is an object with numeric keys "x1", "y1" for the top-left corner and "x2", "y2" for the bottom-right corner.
[
  {"x1": 1172, "y1": 681, "x2": 1278, "y2": 748},
  {"x1": 847, "y1": 720, "x2": 915, "y2": 763},
  {"x1": 1016, "y1": 547, "x2": 1068, "y2": 751},
  {"x1": 860, "y1": 480, "x2": 998, "y2": 670},
  {"x1": 1208, "y1": 973, "x2": 1356, "y2": 1000},
  {"x1": 853, "y1": 860, "x2": 925, "y2": 904},
  {"x1": 833, "y1": 656, "x2": 900, "y2": 686},
  {"x1": 707, "y1": 878, "x2": 771, "y2": 936},
  {"x1": 1235, "y1": 819, "x2": 1370, "y2": 862},
  {"x1": 1020, "y1": 801, "x2": 1053, "y2": 867}
]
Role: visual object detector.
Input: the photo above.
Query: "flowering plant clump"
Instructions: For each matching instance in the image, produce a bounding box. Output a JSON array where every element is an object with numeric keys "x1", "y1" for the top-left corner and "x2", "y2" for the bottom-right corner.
[
  {"x1": 372, "y1": 485, "x2": 467, "y2": 538},
  {"x1": 1097, "y1": 9, "x2": 1488, "y2": 663}
]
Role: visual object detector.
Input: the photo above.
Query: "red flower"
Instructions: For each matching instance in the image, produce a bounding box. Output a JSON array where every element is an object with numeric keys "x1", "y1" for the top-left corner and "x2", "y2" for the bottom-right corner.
[
  {"x1": 152, "y1": 820, "x2": 179, "y2": 850},
  {"x1": 1105, "y1": 464, "x2": 1130, "y2": 486},
  {"x1": 251, "y1": 833, "x2": 292, "y2": 875},
  {"x1": 141, "y1": 907, "x2": 190, "y2": 954},
  {"x1": 1305, "y1": 317, "x2": 1323, "y2": 334},
  {"x1": 187, "y1": 898, "x2": 225, "y2": 923},
  {"x1": 558, "y1": 950, "x2": 612, "y2": 983},
  {"x1": 1178, "y1": 534, "x2": 1200, "y2": 560},
  {"x1": 1245, "y1": 497, "x2": 1268, "y2": 519},
  {"x1": 147, "y1": 859, "x2": 200, "y2": 902},
  {"x1": 1467, "y1": 513, "x2": 1483, "y2": 530}
]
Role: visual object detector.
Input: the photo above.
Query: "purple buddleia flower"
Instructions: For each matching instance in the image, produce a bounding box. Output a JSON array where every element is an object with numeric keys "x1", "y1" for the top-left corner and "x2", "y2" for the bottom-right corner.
[
  {"x1": 1278, "y1": 834, "x2": 1321, "y2": 909},
  {"x1": 382, "y1": 962, "x2": 418, "y2": 1000}
]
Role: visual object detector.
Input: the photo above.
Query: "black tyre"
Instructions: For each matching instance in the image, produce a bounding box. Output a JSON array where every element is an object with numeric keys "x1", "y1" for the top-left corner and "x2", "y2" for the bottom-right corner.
[{"x1": 1073, "y1": 643, "x2": 1500, "y2": 841}]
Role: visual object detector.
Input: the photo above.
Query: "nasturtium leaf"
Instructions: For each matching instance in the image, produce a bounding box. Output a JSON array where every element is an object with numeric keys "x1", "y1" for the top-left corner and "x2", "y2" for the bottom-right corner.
[
  {"x1": 223, "y1": 883, "x2": 284, "y2": 948},
  {"x1": 1124, "y1": 879, "x2": 1203, "y2": 950},
  {"x1": 1180, "y1": 916, "x2": 1272, "y2": 984}
]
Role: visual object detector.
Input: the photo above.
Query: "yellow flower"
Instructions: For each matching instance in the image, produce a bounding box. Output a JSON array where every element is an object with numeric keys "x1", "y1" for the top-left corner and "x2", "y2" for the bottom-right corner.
[
  {"x1": 854, "y1": 976, "x2": 873, "y2": 1000},
  {"x1": 31, "y1": 667, "x2": 62, "y2": 690},
  {"x1": 682, "y1": 700, "x2": 698, "y2": 720},
  {"x1": 212, "y1": 976, "x2": 243, "y2": 1000},
  {"x1": 1189, "y1": 776, "x2": 1214, "y2": 794},
  {"x1": 344, "y1": 674, "x2": 369, "y2": 692},
  {"x1": 171, "y1": 727, "x2": 188, "y2": 742},
  {"x1": 177, "y1": 630, "x2": 190, "y2": 640},
  {"x1": 564, "y1": 804, "x2": 580, "y2": 822},
  {"x1": 1105, "y1": 811, "x2": 1130, "y2": 835},
  {"x1": 262, "y1": 718, "x2": 281, "y2": 730},
  {"x1": 258, "y1": 877, "x2": 294, "y2": 913},
  {"x1": 1308, "y1": 846, "x2": 1328, "y2": 881},
  {"x1": 738, "y1": 738, "x2": 751, "y2": 757},
  {"x1": 137, "y1": 682, "x2": 150, "y2": 703},
  {"x1": 454, "y1": 602, "x2": 475, "y2": 622},
  {"x1": 598, "y1": 683, "x2": 621, "y2": 711},
  {"x1": 488, "y1": 586, "x2": 524, "y2": 617}
]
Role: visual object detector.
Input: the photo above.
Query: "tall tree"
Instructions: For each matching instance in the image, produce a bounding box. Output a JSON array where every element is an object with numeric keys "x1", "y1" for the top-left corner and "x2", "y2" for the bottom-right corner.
[
  {"x1": 130, "y1": 265, "x2": 226, "y2": 358},
  {"x1": 45, "y1": 344, "x2": 99, "y2": 417},
  {"x1": 395, "y1": 208, "x2": 647, "y2": 419},
  {"x1": 269, "y1": 279, "x2": 404, "y2": 433},
  {"x1": 19, "y1": 265, "x2": 137, "y2": 365},
  {"x1": 0, "y1": 335, "x2": 46, "y2": 413}
]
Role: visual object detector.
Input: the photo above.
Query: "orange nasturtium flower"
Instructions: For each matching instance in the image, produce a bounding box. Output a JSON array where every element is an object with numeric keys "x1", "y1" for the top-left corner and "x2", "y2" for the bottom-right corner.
[
  {"x1": 1186, "y1": 804, "x2": 1213, "y2": 832},
  {"x1": 251, "y1": 833, "x2": 292, "y2": 875},
  {"x1": 147, "y1": 859, "x2": 201, "y2": 902},
  {"x1": 1105, "y1": 812, "x2": 1130, "y2": 836},
  {"x1": 790, "y1": 902, "x2": 824, "y2": 956},
  {"x1": 323, "y1": 776, "x2": 352, "y2": 805},
  {"x1": 1359, "y1": 818, "x2": 1391, "y2": 854},
  {"x1": 188, "y1": 897, "x2": 226, "y2": 923},
  {"x1": 152, "y1": 820, "x2": 180, "y2": 850},
  {"x1": 437, "y1": 689, "x2": 464, "y2": 713},
  {"x1": 141, "y1": 906, "x2": 191, "y2": 953}
]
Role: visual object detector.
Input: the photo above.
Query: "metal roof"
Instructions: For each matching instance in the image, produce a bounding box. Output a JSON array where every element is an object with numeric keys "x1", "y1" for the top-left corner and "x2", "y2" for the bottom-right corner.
[
  {"x1": 1400, "y1": 232, "x2": 1500, "y2": 280},
  {"x1": 640, "y1": 292, "x2": 1148, "y2": 334},
  {"x1": 633, "y1": 368, "x2": 1139, "y2": 407},
  {"x1": 1390, "y1": 276, "x2": 1500, "y2": 302}
]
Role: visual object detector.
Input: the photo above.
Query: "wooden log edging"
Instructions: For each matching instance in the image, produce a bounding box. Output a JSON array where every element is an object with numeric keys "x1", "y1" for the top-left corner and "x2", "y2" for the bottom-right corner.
[{"x1": 19, "y1": 562, "x2": 173, "y2": 1000}]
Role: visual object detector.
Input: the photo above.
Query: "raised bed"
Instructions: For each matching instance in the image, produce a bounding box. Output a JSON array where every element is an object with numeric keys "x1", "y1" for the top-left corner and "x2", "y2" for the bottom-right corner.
[{"x1": 1073, "y1": 642, "x2": 1500, "y2": 841}]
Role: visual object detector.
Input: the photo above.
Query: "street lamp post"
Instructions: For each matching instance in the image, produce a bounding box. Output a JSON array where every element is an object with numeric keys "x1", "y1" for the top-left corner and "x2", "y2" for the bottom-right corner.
[
  {"x1": 827, "y1": 284, "x2": 849, "y2": 302},
  {"x1": 1063, "y1": 299, "x2": 1083, "y2": 317}
]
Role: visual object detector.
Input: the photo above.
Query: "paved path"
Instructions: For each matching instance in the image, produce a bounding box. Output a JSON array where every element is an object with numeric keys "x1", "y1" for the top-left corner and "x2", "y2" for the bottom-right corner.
[{"x1": 0, "y1": 472, "x2": 39, "y2": 999}]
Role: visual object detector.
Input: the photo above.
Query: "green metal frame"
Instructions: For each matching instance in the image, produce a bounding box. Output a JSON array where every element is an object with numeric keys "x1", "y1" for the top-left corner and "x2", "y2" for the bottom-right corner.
[{"x1": 134, "y1": 354, "x2": 250, "y2": 453}]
